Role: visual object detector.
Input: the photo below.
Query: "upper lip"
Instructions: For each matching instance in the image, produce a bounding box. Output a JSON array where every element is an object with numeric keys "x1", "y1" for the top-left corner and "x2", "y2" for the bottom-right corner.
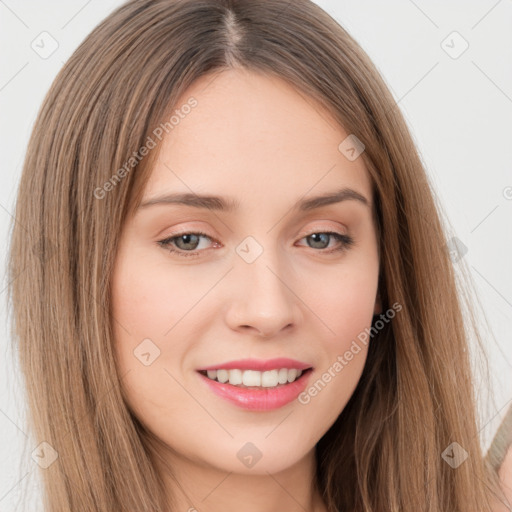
[{"x1": 197, "y1": 358, "x2": 313, "y2": 372}]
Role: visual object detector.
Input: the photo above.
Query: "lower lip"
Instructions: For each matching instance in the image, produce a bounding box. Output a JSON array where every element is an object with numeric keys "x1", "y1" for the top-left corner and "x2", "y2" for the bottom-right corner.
[{"x1": 197, "y1": 370, "x2": 312, "y2": 411}]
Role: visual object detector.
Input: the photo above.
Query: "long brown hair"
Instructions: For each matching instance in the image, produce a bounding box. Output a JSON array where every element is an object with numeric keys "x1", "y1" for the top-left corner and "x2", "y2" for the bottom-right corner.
[{"x1": 7, "y1": 0, "x2": 502, "y2": 510}]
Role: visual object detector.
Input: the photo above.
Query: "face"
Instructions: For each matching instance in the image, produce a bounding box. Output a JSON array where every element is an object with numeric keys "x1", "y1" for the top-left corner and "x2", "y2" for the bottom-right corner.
[{"x1": 111, "y1": 68, "x2": 380, "y2": 477}]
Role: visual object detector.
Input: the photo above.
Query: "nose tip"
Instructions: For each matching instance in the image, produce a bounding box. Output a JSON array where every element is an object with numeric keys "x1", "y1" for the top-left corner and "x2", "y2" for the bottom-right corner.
[{"x1": 225, "y1": 261, "x2": 301, "y2": 338}]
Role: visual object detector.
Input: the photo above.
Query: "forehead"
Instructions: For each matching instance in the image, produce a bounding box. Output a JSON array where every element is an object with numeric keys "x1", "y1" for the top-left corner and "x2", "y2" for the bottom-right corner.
[{"x1": 143, "y1": 68, "x2": 372, "y2": 207}]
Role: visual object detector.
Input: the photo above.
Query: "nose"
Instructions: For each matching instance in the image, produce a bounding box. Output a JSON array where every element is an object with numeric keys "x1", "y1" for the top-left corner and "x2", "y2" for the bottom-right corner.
[{"x1": 224, "y1": 250, "x2": 302, "y2": 338}]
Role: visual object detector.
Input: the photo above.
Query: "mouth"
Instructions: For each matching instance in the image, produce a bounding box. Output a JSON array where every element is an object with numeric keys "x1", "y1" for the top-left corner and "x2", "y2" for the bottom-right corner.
[
  {"x1": 197, "y1": 367, "x2": 313, "y2": 389},
  {"x1": 196, "y1": 365, "x2": 314, "y2": 411}
]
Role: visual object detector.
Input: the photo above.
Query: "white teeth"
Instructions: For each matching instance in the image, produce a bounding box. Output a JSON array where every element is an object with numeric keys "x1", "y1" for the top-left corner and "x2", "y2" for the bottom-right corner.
[
  {"x1": 261, "y1": 369, "x2": 278, "y2": 387},
  {"x1": 287, "y1": 368, "x2": 298, "y2": 382},
  {"x1": 277, "y1": 368, "x2": 288, "y2": 384},
  {"x1": 216, "y1": 369, "x2": 229, "y2": 383},
  {"x1": 242, "y1": 370, "x2": 261, "y2": 387},
  {"x1": 203, "y1": 367, "x2": 306, "y2": 388},
  {"x1": 228, "y1": 369, "x2": 242, "y2": 385}
]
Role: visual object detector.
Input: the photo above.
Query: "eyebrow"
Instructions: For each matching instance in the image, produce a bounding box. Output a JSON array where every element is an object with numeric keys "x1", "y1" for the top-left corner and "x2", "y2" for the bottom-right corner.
[{"x1": 138, "y1": 187, "x2": 370, "y2": 212}]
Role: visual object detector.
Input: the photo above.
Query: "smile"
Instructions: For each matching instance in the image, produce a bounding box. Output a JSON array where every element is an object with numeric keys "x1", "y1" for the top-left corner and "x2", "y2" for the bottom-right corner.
[
  {"x1": 196, "y1": 358, "x2": 314, "y2": 411},
  {"x1": 199, "y1": 368, "x2": 306, "y2": 387}
]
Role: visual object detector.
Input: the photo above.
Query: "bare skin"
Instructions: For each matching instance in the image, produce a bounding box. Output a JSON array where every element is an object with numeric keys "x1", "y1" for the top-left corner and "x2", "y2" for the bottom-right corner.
[{"x1": 111, "y1": 67, "x2": 380, "y2": 512}]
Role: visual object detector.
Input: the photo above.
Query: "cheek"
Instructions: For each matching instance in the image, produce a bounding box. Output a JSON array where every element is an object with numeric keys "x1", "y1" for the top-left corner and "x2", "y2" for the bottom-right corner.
[
  {"x1": 296, "y1": 293, "x2": 371, "y2": 433},
  {"x1": 110, "y1": 249, "x2": 209, "y2": 358},
  {"x1": 302, "y1": 258, "x2": 379, "y2": 346},
  {"x1": 110, "y1": 253, "x2": 175, "y2": 413},
  {"x1": 294, "y1": 259, "x2": 378, "y2": 422},
  {"x1": 110, "y1": 250, "x2": 219, "y2": 424},
  {"x1": 297, "y1": 347, "x2": 368, "y2": 441}
]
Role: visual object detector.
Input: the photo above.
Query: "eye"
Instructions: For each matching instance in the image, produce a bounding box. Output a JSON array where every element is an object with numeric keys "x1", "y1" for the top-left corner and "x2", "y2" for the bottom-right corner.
[
  {"x1": 158, "y1": 231, "x2": 217, "y2": 258},
  {"x1": 296, "y1": 231, "x2": 354, "y2": 253},
  {"x1": 157, "y1": 230, "x2": 354, "y2": 258}
]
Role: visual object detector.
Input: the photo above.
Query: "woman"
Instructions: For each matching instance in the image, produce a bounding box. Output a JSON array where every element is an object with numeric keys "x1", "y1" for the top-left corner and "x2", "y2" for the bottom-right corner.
[{"x1": 7, "y1": 0, "x2": 509, "y2": 510}]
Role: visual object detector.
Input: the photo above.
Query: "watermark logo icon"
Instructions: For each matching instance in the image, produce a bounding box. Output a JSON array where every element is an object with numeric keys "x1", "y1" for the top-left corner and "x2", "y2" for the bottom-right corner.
[
  {"x1": 441, "y1": 31, "x2": 469, "y2": 59},
  {"x1": 441, "y1": 442, "x2": 469, "y2": 468},
  {"x1": 32, "y1": 441, "x2": 58, "y2": 469},
  {"x1": 236, "y1": 236, "x2": 264, "y2": 264},
  {"x1": 237, "y1": 442, "x2": 263, "y2": 468},
  {"x1": 338, "y1": 134, "x2": 365, "y2": 161},
  {"x1": 134, "y1": 338, "x2": 161, "y2": 366},
  {"x1": 30, "y1": 237, "x2": 57, "y2": 265},
  {"x1": 445, "y1": 236, "x2": 468, "y2": 263},
  {"x1": 31, "y1": 31, "x2": 59, "y2": 59}
]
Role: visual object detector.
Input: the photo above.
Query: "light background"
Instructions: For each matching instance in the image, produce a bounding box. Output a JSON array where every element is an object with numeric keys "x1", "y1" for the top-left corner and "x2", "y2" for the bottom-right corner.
[{"x1": 1, "y1": 1, "x2": 511, "y2": 509}]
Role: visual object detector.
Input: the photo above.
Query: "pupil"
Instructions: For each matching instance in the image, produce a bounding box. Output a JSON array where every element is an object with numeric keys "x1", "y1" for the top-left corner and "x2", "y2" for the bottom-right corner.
[
  {"x1": 178, "y1": 234, "x2": 199, "y2": 250},
  {"x1": 309, "y1": 233, "x2": 328, "y2": 249}
]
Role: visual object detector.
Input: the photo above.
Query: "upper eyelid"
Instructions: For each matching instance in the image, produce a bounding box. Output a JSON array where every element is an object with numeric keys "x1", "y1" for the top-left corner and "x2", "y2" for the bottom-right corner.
[
  {"x1": 163, "y1": 226, "x2": 348, "y2": 241},
  {"x1": 160, "y1": 228, "x2": 350, "y2": 250},
  {"x1": 164, "y1": 220, "x2": 349, "y2": 238}
]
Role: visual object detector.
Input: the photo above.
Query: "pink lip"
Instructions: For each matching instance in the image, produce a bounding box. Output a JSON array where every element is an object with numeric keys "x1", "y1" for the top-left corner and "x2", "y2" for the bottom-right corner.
[
  {"x1": 197, "y1": 358, "x2": 312, "y2": 371},
  {"x1": 197, "y1": 368, "x2": 313, "y2": 411}
]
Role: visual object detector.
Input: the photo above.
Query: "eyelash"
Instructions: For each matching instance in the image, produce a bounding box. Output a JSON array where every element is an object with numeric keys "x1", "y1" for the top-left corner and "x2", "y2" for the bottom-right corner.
[{"x1": 157, "y1": 230, "x2": 354, "y2": 259}]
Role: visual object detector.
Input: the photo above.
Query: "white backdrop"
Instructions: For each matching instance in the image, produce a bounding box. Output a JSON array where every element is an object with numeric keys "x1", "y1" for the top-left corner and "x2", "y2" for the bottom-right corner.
[{"x1": 1, "y1": 1, "x2": 511, "y2": 509}]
